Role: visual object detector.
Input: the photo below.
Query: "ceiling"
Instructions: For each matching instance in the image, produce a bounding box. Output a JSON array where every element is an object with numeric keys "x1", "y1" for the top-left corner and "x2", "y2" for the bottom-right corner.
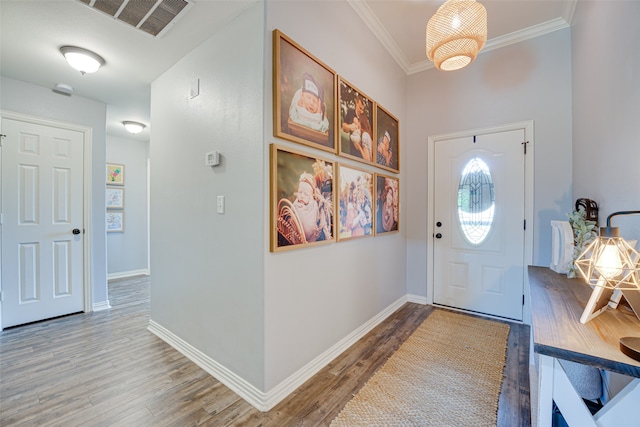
[{"x1": 0, "y1": 0, "x2": 575, "y2": 142}]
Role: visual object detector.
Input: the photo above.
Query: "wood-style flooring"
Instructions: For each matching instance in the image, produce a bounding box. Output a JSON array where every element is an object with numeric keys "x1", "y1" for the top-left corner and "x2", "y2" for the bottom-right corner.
[{"x1": 0, "y1": 275, "x2": 531, "y2": 426}]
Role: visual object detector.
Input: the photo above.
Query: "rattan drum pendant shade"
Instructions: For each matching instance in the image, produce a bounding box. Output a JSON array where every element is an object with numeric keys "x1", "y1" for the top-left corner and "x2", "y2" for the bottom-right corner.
[{"x1": 426, "y1": 0, "x2": 487, "y2": 71}]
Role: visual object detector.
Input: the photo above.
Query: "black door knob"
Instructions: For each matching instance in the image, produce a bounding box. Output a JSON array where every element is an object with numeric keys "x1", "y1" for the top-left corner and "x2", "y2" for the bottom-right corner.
[
  {"x1": 435, "y1": 233, "x2": 442, "y2": 239},
  {"x1": 436, "y1": 222, "x2": 442, "y2": 227},
  {"x1": 72, "y1": 228, "x2": 81, "y2": 235}
]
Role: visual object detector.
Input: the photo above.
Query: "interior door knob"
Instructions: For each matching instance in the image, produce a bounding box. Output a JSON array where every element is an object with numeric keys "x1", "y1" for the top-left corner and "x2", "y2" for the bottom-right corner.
[
  {"x1": 435, "y1": 233, "x2": 442, "y2": 239},
  {"x1": 72, "y1": 228, "x2": 81, "y2": 235}
]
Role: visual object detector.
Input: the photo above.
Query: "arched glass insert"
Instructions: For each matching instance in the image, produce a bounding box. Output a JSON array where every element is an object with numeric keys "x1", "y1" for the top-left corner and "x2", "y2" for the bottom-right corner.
[{"x1": 457, "y1": 157, "x2": 495, "y2": 245}]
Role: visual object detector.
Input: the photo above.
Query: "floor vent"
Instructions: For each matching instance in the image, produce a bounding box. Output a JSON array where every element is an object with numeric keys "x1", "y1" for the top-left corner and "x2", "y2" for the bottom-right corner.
[{"x1": 77, "y1": 0, "x2": 191, "y2": 37}]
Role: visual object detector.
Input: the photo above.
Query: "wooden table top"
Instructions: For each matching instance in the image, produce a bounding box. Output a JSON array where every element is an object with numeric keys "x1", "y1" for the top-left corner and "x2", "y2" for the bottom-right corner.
[{"x1": 528, "y1": 266, "x2": 640, "y2": 378}]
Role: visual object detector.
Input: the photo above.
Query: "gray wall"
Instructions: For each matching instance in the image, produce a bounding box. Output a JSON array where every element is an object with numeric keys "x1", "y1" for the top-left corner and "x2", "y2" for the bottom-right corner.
[
  {"x1": 106, "y1": 135, "x2": 149, "y2": 276},
  {"x1": 1, "y1": 76, "x2": 109, "y2": 306},
  {"x1": 264, "y1": 1, "x2": 407, "y2": 391},
  {"x1": 405, "y1": 29, "x2": 573, "y2": 298},
  {"x1": 150, "y1": 4, "x2": 265, "y2": 389},
  {"x1": 571, "y1": 1, "x2": 640, "y2": 242}
]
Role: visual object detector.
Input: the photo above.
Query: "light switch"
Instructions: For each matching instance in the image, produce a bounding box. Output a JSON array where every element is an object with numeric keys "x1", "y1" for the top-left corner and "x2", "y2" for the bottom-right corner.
[{"x1": 217, "y1": 195, "x2": 224, "y2": 214}]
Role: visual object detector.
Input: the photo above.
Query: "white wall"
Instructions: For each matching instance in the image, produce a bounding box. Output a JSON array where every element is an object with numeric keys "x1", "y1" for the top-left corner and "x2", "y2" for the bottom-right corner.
[
  {"x1": 106, "y1": 135, "x2": 149, "y2": 277},
  {"x1": 405, "y1": 29, "x2": 573, "y2": 298},
  {"x1": 0, "y1": 76, "x2": 109, "y2": 306},
  {"x1": 571, "y1": 1, "x2": 640, "y2": 242},
  {"x1": 264, "y1": 1, "x2": 407, "y2": 392},
  {"x1": 150, "y1": 4, "x2": 265, "y2": 389}
]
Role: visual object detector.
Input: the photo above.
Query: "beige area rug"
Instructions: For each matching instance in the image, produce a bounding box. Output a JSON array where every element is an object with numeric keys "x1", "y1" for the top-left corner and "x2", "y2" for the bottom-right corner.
[{"x1": 330, "y1": 310, "x2": 510, "y2": 427}]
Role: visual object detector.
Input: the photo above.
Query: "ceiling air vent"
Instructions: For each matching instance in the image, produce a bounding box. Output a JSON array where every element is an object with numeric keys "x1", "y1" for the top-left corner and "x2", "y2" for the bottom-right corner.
[{"x1": 77, "y1": 0, "x2": 191, "y2": 37}]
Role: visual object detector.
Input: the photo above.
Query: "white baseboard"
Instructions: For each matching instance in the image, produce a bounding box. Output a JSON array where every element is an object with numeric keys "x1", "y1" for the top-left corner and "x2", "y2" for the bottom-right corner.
[
  {"x1": 147, "y1": 294, "x2": 408, "y2": 412},
  {"x1": 407, "y1": 294, "x2": 428, "y2": 305},
  {"x1": 93, "y1": 300, "x2": 112, "y2": 311},
  {"x1": 108, "y1": 269, "x2": 150, "y2": 280}
]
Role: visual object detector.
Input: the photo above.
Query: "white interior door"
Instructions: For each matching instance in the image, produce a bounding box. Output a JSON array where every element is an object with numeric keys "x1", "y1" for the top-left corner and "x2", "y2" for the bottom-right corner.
[
  {"x1": 433, "y1": 129, "x2": 526, "y2": 320},
  {"x1": 1, "y1": 117, "x2": 85, "y2": 328}
]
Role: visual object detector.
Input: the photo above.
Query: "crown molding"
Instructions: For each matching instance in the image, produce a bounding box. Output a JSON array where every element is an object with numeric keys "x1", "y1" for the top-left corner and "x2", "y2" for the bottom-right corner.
[{"x1": 349, "y1": 0, "x2": 573, "y2": 76}]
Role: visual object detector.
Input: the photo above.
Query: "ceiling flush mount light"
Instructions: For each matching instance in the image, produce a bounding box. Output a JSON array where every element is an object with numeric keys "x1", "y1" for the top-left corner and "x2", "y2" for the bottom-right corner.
[
  {"x1": 60, "y1": 46, "x2": 105, "y2": 74},
  {"x1": 426, "y1": 0, "x2": 487, "y2": 71},
  {"x1": 123, "y1": 121, "x2": 146, "y2": 135}
]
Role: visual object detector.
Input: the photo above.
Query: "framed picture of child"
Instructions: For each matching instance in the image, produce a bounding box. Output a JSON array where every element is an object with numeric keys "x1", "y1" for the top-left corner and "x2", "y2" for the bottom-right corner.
[
  {"x1": 336, "y1": 163, "x2": 374, "y2": 241},
  {"x1": 270, "y1": 144, "x2": 335, "y2": 252},
  {"x1": 374, "y1": 105, "x2": 400, "y2": 173},
  {"x1": 273, "y1": 30, "x2": 337, "y2": 153},
  {"x1": 374, "y1": 173, "x2": 399, "y2": 235},
  {"x1": 338, "y1": 78, "x2": 375, "y2": 165}
]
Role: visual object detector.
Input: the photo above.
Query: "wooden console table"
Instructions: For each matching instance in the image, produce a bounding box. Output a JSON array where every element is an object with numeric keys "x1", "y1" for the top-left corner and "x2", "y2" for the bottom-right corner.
[{"x1": 528, "y1": 266, "x2": 640, "y2": 427}]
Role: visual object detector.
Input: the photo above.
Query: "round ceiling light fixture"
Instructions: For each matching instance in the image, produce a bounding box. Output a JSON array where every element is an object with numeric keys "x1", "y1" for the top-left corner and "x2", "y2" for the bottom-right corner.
[
  {"x1": 60, "y1": 46, "x2": 105, "y2": 74},
  {"x1": 122, "y1": 121, "x2": 146, "y2": 135}
]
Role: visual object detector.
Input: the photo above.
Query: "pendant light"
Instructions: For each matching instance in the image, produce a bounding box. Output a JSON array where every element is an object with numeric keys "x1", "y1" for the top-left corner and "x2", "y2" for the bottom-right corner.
[{"x1": 426, "y1": 0, "x2": 487, "y2": 71}]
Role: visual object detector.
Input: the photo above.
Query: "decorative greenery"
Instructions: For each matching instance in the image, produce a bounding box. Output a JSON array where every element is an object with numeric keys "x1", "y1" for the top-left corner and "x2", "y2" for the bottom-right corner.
[{"x1": 567, "y1": 209, "x2": 598, "y2": 278}]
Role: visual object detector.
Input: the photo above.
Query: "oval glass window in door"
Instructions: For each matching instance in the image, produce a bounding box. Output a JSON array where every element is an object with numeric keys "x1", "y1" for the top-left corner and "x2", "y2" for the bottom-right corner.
[{"x1": 457, "y1": 157, "x2": 495, "y2": 245}]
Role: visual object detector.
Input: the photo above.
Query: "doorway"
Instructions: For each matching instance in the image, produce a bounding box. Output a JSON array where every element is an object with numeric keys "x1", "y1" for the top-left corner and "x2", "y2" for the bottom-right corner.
[
  {"x1": 427, "y1": 121, "x2": 534, "y2": 321},
  {"x1": 1, "y1": 111, "x2": 93, "y2": 329}
]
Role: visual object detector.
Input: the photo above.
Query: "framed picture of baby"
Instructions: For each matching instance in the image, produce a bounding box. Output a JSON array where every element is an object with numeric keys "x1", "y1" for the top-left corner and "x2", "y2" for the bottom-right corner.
[
  {"x1": 374, "y1": 105, "x2": 400, "y2": 173},
  {"x1": 338, "y1": 78, "x2": 375, "y2": 165},
  {"x1": 374, "y1": 173, "x2": 399, "y2": 235},
  {"x1": 273, "y1": 30, "x2": 337, "y2": 153},
  {"x1": 336, "y1": 164, "x2": 374, "y2": 241},
  {"x1": 270, "y1": 144, "x2": 335, "y2": 252}
]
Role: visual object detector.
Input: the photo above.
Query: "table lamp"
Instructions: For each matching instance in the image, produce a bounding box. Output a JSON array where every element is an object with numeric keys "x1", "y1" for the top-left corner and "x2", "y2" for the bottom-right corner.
[{"x1": 574, "y1": 210, "x2": 640, "y2": 362}]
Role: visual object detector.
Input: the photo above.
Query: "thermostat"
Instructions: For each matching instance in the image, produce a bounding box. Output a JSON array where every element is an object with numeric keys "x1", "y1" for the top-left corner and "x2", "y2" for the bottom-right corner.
[{"x1": 205, "y1": 151, "x2": 220, "y2": 166}]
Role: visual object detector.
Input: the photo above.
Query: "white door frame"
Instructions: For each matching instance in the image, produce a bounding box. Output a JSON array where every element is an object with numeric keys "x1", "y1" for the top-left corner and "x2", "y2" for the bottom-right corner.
[
  {"x1": 427, "y1": 120, "x2": 535, "y2": 323},
  {"x1": 0, "y1": 110, "x2": 93, "y2": 330}
]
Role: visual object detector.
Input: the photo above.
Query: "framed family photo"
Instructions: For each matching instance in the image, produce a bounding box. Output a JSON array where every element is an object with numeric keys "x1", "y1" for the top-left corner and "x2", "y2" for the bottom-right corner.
[
  {"x1": 336, "y1": 164, "x2": 374, "y2": 241},
  {"x1": 270, "y1": 144, "x2": 335, "y2": 252},
  {"x1": 338, "y1": 78, "x2": 374, "y2": 165},
  {"x1": 106, "y1": 187, "x2": 124, "y2": 209},
  {"x1": 106, "y1": 163, "x2": 125, "y2": 185},
  {"x1": 375, "y1": 105, "x2": 400, "y2": 173},
  {"x1": 273, "y1": 29, "x2": 337, "y2": 153},
  {"x1": 375, "y1": 173, "x2": 399, "y2": 235},
  {"x1": 106, "y1": 211, "x2": 124, "y2": 233}
]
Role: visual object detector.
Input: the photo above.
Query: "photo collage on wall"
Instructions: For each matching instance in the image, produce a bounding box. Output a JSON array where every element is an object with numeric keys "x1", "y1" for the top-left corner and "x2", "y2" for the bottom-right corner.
[{"x1": 271, "y1": 30, "x2": 399, "y2": 252}]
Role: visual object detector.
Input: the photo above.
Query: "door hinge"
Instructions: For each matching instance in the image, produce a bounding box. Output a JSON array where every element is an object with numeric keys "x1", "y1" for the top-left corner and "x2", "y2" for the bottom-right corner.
[
  {"x1": 522, "y1": 295, "x2": 525, "y2": 305},
  {"x1": 0, "y1": 213, "x2": 3, "y2": 225},
  {"x1": 524, "y1": 219, "x2": 526, "y2": 230},
  {"x1": 522, "y1": 140, "x2": 529, "y2": 154}
]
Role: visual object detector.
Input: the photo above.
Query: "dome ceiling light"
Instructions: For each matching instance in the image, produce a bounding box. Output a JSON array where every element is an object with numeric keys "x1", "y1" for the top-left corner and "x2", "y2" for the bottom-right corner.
[{"x1": 60, "y1": 46, "x2": 105, "y2": 75}]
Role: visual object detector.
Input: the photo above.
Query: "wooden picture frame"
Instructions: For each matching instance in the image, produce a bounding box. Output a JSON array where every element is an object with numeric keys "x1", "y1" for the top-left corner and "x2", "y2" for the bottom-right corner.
[
  {"x1": 336, "y1": 163, "x2": 374, "y2": 241},
  {"x1": 338, "y1": 77, "x2": 374, "y2": 164},
  {"x1": 106, "y1": 211, "x2": 124, "y2": 233},
  {"x1": 270, "y1": 144, "x2": 335, "y2": 252},
  {"x1": 374, "y1": 105, "x2": 400, "y2": 173},
  {"x1": 106, "y1": 163, "x2": 125, "y2": 185},
  {"x1": 106, "y1": 187, "x2": 124, "y2": 209},
  {"x1": 375, "y1": 173, "x2": 399, "y2": 235},
  {"x1": 273, "y1": 29, "x2": 337, "y2": 153}
]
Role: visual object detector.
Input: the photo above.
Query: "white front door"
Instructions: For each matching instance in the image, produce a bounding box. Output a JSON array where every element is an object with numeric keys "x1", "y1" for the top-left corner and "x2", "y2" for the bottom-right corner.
[
  {"x1": 1, "y1": 116, "x2": 85, "y2": 328},
  {"x1": 432, "y1": 127, "x2": 529, "y2": 321}
]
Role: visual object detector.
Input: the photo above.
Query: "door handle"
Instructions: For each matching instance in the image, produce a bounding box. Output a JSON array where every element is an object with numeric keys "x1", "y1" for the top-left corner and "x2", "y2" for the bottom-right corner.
[
  {"x1": 72, "y1": 228, "x2": 81, "y2": 235},
  {"x1": 435, "y1": 233, "x2": 442, "y2": 239}
]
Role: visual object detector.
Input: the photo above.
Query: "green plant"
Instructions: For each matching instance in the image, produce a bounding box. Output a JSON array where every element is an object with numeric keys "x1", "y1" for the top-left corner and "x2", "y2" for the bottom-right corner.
[{"x1": 566, "y1": 209, "x2": 598, "y2": 278}]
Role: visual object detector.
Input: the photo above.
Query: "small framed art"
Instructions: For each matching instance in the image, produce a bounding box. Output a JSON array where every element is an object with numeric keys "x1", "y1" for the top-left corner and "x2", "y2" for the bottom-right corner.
[
  {"x1": 374, "y1": 105, "x2": 399, "y2": 173},
  {"x1": 338, "y1": 77, "x2": 374, "y2": 164},
  {"x1": 336, "y1": 164, "x2": 374, "y2": 241},
  {"x1": 270, "y1": 144, "x2": 335, "y2": 252},
  {"x1": 106, "y1": 187, "x2": 124, "y2": 209},
  {"x1": 106, "y1": 163, "x2": 124, "y2": 185},
  {"x1": 273, "y1": 30, "x2": 337, "y2": 153},
  {"x1": 374, "y1": 173, "x2": 399, "y2": 235},
  {"x1": 106, "y1": 211, "x2": 124, "y2": 233}
]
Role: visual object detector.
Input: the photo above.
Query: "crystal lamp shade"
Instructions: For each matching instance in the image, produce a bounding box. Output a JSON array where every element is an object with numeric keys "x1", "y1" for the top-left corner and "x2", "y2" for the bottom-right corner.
[{"x1": 426, "y1": 0, "x2": 487, "y2": 71}]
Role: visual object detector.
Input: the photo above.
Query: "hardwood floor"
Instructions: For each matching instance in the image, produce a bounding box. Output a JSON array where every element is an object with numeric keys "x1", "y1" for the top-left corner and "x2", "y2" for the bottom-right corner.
[{"x1": 0, "y1": 275, "x2": 531, "y2": 426}]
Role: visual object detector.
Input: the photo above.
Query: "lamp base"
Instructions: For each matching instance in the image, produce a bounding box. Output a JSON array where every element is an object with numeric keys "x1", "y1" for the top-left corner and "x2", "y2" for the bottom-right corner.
[{"x1": 620, "y1": 337, "x2": 640, "y2": 362}]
